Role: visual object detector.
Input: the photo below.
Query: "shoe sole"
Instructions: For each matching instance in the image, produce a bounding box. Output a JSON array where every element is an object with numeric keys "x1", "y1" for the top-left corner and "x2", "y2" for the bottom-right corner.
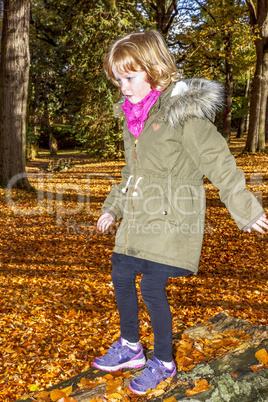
[
  {"x1": 128, "y1": 383, "x2": 148, "y2": 395},
  {"x1": 92, "y1": 357, "x2": 146, "y2": 372}
]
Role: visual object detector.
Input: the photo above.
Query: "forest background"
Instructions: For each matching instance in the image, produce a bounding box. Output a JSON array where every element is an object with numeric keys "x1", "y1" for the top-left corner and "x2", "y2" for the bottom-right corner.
[
  {"x1": 0, "y1": 0, "x2": 268, "y2": 170},
  {"x1": 0, "y1": 0, "x2": 268, "y2": 401}
]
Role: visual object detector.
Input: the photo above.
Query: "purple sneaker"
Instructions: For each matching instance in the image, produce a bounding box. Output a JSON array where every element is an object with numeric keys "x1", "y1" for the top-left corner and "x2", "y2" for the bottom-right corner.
[
  {"x1": 129, "y1": 356, "x2": 176, "y2": 395},
  {"x1": 93, "y1": 338, "x2": 146, "y2": 372}
]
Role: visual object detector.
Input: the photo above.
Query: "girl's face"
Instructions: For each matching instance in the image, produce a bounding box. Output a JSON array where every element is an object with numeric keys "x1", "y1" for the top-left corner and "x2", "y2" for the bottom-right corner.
[{"x1": 112, "y1": 67, "x2": 152, "y2": 104}]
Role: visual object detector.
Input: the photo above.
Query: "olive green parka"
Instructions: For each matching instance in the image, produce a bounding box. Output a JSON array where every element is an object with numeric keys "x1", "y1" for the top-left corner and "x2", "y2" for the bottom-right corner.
[{"x1": 102, "y1": 79, "x2": 264, "y2": 274}]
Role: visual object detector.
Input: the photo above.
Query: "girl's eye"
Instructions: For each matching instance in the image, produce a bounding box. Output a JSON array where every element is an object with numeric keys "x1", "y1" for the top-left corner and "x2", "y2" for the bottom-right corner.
[{"x1": 127, "y1": 77, "x2": 133, "y2": 81}]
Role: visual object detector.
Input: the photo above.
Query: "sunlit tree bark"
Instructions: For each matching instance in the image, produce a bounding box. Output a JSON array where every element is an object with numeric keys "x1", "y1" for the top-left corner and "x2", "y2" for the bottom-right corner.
[
  {"x1": 245, "y1": 0, "x2": 268, "y2": 152},
  {"x1": 0, "y1": 0, "x2": 31, "y2": 188},
  {"x1": 222, "y1": 30, "x2": 234, "y2": 142}
]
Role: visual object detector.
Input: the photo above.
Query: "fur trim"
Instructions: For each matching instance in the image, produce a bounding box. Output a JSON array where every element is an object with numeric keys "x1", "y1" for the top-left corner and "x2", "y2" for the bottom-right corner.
[{"x1": 167, "y1": 78, "x2": 224, "y2": 126}]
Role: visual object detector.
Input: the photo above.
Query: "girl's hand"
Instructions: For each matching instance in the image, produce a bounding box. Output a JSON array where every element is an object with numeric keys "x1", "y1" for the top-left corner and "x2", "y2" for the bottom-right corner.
[
  {"x1": 97, "y1": 213, "x2": 115, "y2": 233},
  {"x1": 247, "y1": 214, "x2": 268, "y2": 234}
]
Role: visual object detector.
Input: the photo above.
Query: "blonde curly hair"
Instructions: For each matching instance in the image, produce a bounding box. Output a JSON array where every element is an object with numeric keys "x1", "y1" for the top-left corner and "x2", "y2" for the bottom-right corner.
[{"x1": 104, "y1": 30, "x2": 180, "y2": 91}]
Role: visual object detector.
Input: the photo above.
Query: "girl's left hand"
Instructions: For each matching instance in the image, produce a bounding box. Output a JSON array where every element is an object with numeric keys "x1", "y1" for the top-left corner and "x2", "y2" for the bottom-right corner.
[
  {"x1": 97, "y1": 212, "x2": 115, "y2": 233},
  {"x1": 247, "y1": 214, "x2": 268, "y2": 234}
]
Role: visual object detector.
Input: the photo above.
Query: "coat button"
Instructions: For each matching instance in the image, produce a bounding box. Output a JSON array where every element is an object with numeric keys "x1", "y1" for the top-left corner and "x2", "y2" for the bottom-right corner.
[{"x1": 163, "y1": 211, "x2": 168, "y2": 215}]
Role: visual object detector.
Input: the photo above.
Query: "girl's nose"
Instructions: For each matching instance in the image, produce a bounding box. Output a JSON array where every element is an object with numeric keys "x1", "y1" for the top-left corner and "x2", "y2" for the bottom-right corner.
[{"x1": 120, "y1": 80, "x2": 128, "y2": 93}]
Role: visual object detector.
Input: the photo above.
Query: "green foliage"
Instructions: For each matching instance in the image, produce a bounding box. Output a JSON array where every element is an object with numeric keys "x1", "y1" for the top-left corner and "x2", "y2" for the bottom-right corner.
[
  {"x1": 61, "y1": 0, "x2": 145, "y2": 157},
  {"x1": 28, "y1": 0, "x2": 144, "y2": 158},
  {"x1": 50, "y1": 125, "x2": 77, "y2": 149},
  {"x1": 175, "y1": 0, "x2": 256, "y2": 81},
  {"x1": 27, "y1": 0, "x2": 259, "y2": 156}
]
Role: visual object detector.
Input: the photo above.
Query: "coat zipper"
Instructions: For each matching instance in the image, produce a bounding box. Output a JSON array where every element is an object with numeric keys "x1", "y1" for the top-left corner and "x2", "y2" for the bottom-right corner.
[
  {"x1": 124, "y1": 138, "x2": 139, "y2": 254},
  {"x1": 134, "y1": 138, "x2": 138, "y2": 159},
  {"x1": 123, "y1": 102, "x2": 159, "y2": 253}
]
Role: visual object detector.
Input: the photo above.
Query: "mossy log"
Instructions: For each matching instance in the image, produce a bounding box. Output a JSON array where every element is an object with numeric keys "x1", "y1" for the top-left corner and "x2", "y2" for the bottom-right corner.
[
  {"x1": 160, "y1": 313, "x2": 268, "y2": 402},
  {"x1": 16, "y1": 313, "x2": 268, "y2": 402}
]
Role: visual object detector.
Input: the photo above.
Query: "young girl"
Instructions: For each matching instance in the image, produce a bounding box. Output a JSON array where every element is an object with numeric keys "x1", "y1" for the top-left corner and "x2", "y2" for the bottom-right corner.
[{"x1": 93, "y1": 30, "x2": 268, "y2": 395}]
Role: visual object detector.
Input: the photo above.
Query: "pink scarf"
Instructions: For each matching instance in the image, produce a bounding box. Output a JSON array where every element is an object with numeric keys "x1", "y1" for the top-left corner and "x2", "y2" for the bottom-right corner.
[{"x1": 122, "y1": 90, "x2": 163, "y2": 138}]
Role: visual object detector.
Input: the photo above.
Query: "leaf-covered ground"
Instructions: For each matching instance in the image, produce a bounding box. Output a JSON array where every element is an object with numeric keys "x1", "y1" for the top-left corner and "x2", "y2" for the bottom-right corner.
[{"x1": 0, "y1": 138, "x2": 267, "y2": 402}]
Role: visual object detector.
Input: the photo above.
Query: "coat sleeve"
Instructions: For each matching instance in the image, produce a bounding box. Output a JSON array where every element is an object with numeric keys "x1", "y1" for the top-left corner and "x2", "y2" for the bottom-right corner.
[
  {"x1": 101, "y1": 163, "x2": 129, "y2": 221},
  {"x1": 101, "y1": 114, "x2": 131, "y2": 221},
  {"x1": 181, "y1": 118, "x2": 264, "y2": 231}
]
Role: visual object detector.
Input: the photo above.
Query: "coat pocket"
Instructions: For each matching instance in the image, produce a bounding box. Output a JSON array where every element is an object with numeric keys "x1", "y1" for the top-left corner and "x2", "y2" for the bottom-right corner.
[{"x1": 162, "y1": 183, "x2": 206, "y2": 226}]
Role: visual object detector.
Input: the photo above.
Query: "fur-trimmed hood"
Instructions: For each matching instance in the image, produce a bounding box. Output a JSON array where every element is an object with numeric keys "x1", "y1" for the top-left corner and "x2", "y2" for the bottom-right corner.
[
  {"x1": 113, "y1": 78, "x2": 225, "y2": 126},
  {"x1": 166, "y1": 78, "x2": 225, "y2": 126}
]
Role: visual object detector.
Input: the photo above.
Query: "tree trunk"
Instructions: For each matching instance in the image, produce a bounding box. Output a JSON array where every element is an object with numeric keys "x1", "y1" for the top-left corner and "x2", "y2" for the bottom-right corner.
[
  {"x1": 237, "y1": 75, "x2": 250, "y2": 138},
  {"x1": 245, "y1": 0, "x2": 268, "y2": 152},
  {"x1": 0, "y1": 0, "x2": 31, "y2": 189},
  {"x1": 222, "y1": 32, "x2": 234, "y2": 143},
  {"x1": 245, "y1": 39, "x2": 267, "y2": 152},
  {"x1": 40, "y1": 71, "x2": 51, "y2": 149},
  {"x1": 149, "y1": 0, "x2": 179, "y2": 35},
  {"x1": 259, "y1": 47, "x2": 268, "y2": 150},
  {"x1": 266, "y1": 98, "x2": 268, "y2": 141}
]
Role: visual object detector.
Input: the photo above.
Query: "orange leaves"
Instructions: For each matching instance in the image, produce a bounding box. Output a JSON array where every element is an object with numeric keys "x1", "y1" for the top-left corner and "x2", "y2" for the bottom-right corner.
[
  {"x1": 230, "y1": 373, "x2": 238, "y2": 378},
  {"x1": 76, "y1": 371, "x2": 174, "y2": 401},
  {"x1": 50, "y1": 389, "x2": 67, "y2": 401},
  {"x1": 90, "y1": 399, "x2": 106, "y2": 402},
  {"x1": 35, "y1": 391, "x2": 50, "y2": 400},
  {"x1": 77, "y1": 375, "x2": 127, "y2": 401},
  {"x1": 21, "y1": 382, "x2": 76, "y2": 402},
  {"x1": 251, "y1": 348, "x2": 268, "y2": 372},
  {"x1": 164, "y1": 397, "x2": 177, "y2": 402},
  {"x1": 105, "y1": 375, "x2": 124, "y2": 395},
  {"x1": 185, "y1": 379, "x2": 212, "y2": 396},
  {"x1": 145, "y1": 376, "x2": 173, "y2": 398},
  {"x1": 77, "y1": 377, "x2": 100, "y2": 388},
  {"x1": 0, "y1": 149, "x2": 267, "y2": 401},
  {"x1": 250, "y1": 365, "x2": 264, "y2": 373},
  {"x1": 34, "y1": 386, "x2": 76, "y2": 402},
  {"x1": 255, "y1": 348, "x2": 268, "y2": 365},
  {"x1": 174, "y1": 330, "x2": 251, "y2": 372},
  {"x1": 75, "y1": 371, "x2": 135, "y2": 401}
]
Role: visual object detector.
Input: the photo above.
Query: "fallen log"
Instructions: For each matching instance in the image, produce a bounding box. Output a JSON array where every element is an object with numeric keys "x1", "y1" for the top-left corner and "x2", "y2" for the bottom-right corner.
[{"x1": 16, "y1": 313, "x2": 268, "y2": 402}]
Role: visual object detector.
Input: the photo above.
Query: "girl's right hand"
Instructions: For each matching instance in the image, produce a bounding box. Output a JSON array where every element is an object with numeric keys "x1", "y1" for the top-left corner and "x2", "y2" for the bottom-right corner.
[
  {"x1": 97, "y1": 213, "x2": 115, "y2": 233},
  {"x1": 246, "y1": 213, "x2": 268, "y2": 234}
]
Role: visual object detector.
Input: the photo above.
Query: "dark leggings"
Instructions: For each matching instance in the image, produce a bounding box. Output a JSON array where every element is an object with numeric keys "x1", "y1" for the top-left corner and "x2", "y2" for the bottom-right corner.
[{"x1": 111, "y1": 256, "x2": 173, "y2": 362}]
